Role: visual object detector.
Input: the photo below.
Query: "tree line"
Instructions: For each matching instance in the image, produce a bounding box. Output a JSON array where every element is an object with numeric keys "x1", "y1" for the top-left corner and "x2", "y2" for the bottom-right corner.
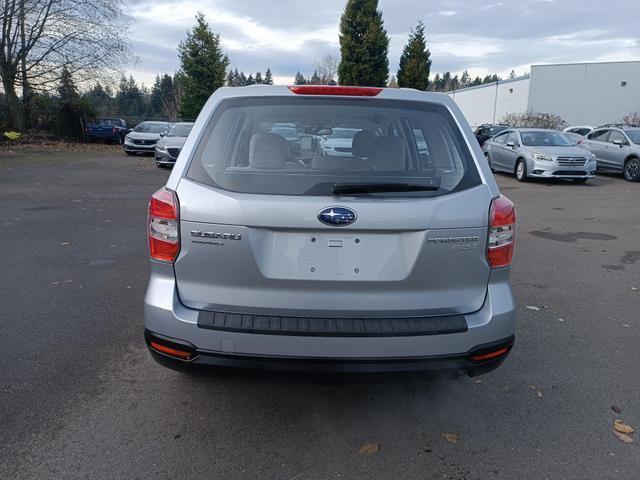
[{"x1": 0, "y1": 0, "x2": 519, "y2": 138}]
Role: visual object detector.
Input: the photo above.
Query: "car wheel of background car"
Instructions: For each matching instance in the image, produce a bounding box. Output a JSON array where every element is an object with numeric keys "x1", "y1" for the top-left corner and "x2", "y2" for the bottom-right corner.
[
  {"x1": 623, "y1": 158, "x2": 640, "y2": 182},
  {"x1": 515, "y1": 159, "x2": 528, "y2": 182},
  {"x1": 572, "y1": 178, "x2": 588, "y2": 184}
]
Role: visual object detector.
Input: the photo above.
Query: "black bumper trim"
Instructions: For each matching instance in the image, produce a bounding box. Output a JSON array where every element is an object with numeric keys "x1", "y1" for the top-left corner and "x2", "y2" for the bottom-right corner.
[
  {"x1": 145, "y1": 330, "x2": 514, "y2": 375},
  {"x1": 196, "y1": 310, "x2": 468, "y2": 337}
]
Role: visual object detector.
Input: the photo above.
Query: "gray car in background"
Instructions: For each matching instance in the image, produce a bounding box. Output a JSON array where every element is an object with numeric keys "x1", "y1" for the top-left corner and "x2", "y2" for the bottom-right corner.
[
  {"x1": 581, "y1": 126, "x2": 640, "y2": 182},
  {"x1": 155, "y1": 122, "x2": 195, "y2": 168},
  {"x1": 144, "y1": 85, "x2": 517, "y2": 376},
  {"x1": 483, "y1": 128, "x2": 597, "y2": 183}
]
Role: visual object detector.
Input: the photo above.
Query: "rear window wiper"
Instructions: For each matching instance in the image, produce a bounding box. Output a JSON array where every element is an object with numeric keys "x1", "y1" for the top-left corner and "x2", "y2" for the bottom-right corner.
[{"x1": 332, "y1": 182, "x2": 440, "y2": 195}]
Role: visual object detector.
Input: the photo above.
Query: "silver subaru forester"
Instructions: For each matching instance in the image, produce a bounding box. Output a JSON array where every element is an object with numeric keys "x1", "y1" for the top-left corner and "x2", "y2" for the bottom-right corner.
[{"x1": 144, "y1": 85, "x2": 517, "y2": 376}]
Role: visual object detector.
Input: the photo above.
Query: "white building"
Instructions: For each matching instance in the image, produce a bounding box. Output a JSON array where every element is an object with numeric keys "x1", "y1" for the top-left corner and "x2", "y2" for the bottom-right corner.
[{"x1": 448, "y1": 61, "x2": 640, "y2": 128}]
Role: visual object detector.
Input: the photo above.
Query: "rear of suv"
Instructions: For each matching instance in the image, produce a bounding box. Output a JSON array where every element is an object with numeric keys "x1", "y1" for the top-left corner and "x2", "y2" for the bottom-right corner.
[{"x1": 144, "y1": 85, "x2": 517, "y2": 376}]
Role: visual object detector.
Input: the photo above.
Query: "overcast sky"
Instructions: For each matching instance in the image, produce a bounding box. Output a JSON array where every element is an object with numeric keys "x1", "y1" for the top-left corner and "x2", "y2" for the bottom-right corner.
[{"x1": 127, "y1": 0, "x2": 640, "y2": 86}]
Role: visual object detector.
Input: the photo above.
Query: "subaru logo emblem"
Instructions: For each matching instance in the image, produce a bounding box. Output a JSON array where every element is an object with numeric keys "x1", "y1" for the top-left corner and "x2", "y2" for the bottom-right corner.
[{"x1": 317, "y1": 206, "x2": 357, "y2": 226}]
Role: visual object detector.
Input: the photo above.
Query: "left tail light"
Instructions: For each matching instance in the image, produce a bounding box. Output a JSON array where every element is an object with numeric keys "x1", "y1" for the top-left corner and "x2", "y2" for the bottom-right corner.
[{"x1": 148, "y1": 188, "x2": 180, "y2": 263}]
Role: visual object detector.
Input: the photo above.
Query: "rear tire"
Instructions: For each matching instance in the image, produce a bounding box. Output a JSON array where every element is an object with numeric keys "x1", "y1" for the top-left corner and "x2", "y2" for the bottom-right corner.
[
  {"x1": 623, "y1": 158, "x2": 640, "y2": 182},
  {"x1": 515, "y1": 159, "x2": 528, "y2": 182}
]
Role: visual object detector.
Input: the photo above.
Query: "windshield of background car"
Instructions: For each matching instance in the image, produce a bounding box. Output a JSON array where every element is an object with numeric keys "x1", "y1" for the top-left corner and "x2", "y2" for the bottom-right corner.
[
  {"x1": 521, "y1": 131, "x2": 573, "y2": 147},
  {"x1": 489, "y1": 126, "x2": 508, "y2": 135},
  {"x1": 186, "y1": 97, "x2": 480, "y2": 197},
  {"x1": 624, "y1": 130, "x2": 640, "y2": 144},
  {"x1": 167, "y1": 124, "x2": 193, "y2": 137},
  {"x1": 134, "y1": 123, "x2": 168, "y2": 133}
]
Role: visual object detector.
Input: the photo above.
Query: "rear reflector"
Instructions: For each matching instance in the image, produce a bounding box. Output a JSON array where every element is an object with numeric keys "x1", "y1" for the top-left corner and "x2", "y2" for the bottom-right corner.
[
  {"x1": 149, "y1": 341, "x2": 194, "y2": 360},
  {"x1": 487, "y1": 195, "x2": 516, "y2": 268},
  {"x1": 288, "y1": 85, "x2": 383, "y2": 96},
  {"x1": 148, "y1": 187, "x2": 180, "y2": 263},
  {"x1": 470, "y1": 347, "x2": 509, "y2": 362}
]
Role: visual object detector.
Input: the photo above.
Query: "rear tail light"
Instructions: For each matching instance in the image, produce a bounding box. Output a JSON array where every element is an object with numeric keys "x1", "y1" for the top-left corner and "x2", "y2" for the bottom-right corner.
[
  {"x1": 288, "y1": 85, "x2": 383, "y2": 96},
  {"x1": 148, "y1": 187, "x2": 180, "y2": 262},
  {"x1": 487, "y1": 195, "x2": 516, "y2": 268},
  {"x1": 112, "y1": 127, "x2": 117, "y2": 134}
]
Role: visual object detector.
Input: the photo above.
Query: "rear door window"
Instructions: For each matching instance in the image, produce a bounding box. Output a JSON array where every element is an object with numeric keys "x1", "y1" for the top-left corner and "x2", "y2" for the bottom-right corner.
[
  {"x1": 588, "y1": 130, "x2": 610, "y2": 142},
  {"x1": 187, "y1": 97, "x2": 480, "y2": 197}
]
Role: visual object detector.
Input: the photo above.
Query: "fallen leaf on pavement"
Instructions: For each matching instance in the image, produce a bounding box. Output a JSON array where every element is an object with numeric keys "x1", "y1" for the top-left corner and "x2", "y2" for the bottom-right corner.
[
  {"x1": 614, "y1": 420, "x2": 634, "y2": 434},
  {"x1": 631, "y1": 287, "x2": 638, "y2": 291},
  {"x1": 358, "y1": 443, "x2": 379, "y2": 455},
  {"x1": 613, "y1": 431, "x2": 634, "y2": 443},
  {"x1": 611, "y1": 405, "x2": 622, "y2": 414},
  {"x1": 536, "y1": 391, "x2": 543, "y2": 398},
  {"x1": 441, "y1": 433, "x2": 458, "y2": 444},
  {"x1": 60, "y1": 242, "x2": 70, "y2": 246},
  {"x1": 526, "y1": 306, "x2": 541, "y2": 311}
]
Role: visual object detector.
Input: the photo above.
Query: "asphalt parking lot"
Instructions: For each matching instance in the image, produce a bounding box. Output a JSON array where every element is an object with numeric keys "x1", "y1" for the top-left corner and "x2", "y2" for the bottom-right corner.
[{"x1": 1, "y1": 146, "x2": 639, "y2": 479}]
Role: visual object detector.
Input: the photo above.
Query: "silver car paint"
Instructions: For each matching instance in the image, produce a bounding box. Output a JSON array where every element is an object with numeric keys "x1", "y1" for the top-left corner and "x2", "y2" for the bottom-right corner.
[
  {"x1": 483, "y1": 128, "x2": 596, "y2": 180},
  {"x1": 145, "y1": 86, "x2": 515, "y2": 361},
  {"x1": 581, "y1": 127, "x2": 640, "y2": 173}
]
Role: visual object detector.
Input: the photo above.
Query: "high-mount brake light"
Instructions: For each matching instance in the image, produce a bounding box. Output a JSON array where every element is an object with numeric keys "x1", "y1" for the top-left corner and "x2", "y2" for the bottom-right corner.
[
  {"x1": 148, "y1": 187, "x2": 180, "y2": 263},
  {"x1": 288, "y1": 85, "x2": 383, "y2": 96},
  {"x1": 487, "y1": 195, "x2": 516, "y2": 268}
]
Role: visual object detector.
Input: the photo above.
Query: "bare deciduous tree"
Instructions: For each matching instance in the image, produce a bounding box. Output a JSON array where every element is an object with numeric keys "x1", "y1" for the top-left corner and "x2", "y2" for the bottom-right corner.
[
  {"x1": 313, "y1": 54, "x2": 338, "y2": 85},
  {"x1": 0, "y1": 0, "x2": 131, "y2": 129},
  {"x1": 621, "y1": 111, "x2": 640, "y2": 126},
  {"x1": 162, "y1": 77, "x2": 183, "y2": 122},
  {"x1": 502, "y1": 110, "x2": 568, "y2": 130}
]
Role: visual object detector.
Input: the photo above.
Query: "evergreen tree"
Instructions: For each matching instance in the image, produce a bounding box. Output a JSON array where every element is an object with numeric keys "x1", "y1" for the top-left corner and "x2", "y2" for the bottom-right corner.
[
  {"x1": 147, "y1": 75, "x2": 163, "y2": 116},
  {"x1": 226, "y1": 70, "x2": 235, "y2": 86},
  {"x1": 255, "y1": 72, "x2": 263, "y2": 84},
  {"x1": 508, "y1": 69, "x2": 516, "y2": 79},
  {"x1": 246, "y1": 74, "x2": 255, "y2": 85},
  {"x1": 309, "y1": 69, "x2": 321, "y2": 85},
  {"x1": 264, "y1": 68, "x2": 273, "y2": 85},
  {"x1": 57, "y1": 66, "x2": 92, "y2": 139},
  {"x1": 239, "y1": 71, "x2": 247, "y2": 86},
  {"x1": 338, "y1": 0, "x2": 390, "y2": 87},
  {"x1": 178, "y1": 12, "x2": 230, "y2": 118},
  {"x1": 431, "y1": 73, "x2": 441, "y2": 91},
  {"x1": 294, "y1": 71, "x2": 307, "y2": 85},
  {"x1": 116, "y1": 75, "x2": 144, "y2": 116},
  {"x1": 396, "y1": 20, "x2": 431, "y2": 90},
  {"x1": 471, "y1": 76, "x2": 482, "y2": 87},
  {"x1": 460, "y1": 70, "x2": 471, "y2": 88}
]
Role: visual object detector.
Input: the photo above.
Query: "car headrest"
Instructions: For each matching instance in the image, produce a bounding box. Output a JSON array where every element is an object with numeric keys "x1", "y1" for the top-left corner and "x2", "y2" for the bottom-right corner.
[
  {"x1": 352, "y1": 130, "x2": 375, "y2": 158},
  {"x1": 249, "y1": 133, "x2": 288, "y2": 169},
  {"x1": 370, "y1": 136, "x2": 406, "y2": 170}
]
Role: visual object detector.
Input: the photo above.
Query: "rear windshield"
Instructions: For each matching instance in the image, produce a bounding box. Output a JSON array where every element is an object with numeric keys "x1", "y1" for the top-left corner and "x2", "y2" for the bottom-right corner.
[{"x1": 187, "y1": 97, "x2": 480, "y2": 197}]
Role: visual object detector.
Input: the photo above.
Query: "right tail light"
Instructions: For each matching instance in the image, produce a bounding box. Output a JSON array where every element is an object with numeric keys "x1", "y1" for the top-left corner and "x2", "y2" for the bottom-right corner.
[{"x1": 487, "y1": 195, "x2": 516, "y2": 268}]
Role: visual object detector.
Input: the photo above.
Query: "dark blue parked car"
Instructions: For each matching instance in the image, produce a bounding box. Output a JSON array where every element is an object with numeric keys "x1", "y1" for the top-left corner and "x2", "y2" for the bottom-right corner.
[{"x1": 85, "y1": 118, "x2": 129, "y2": 144}]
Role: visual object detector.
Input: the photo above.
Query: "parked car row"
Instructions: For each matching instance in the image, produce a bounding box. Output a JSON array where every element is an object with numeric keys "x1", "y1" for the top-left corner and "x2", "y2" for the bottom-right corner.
[
  {"x1": 478, "y1": 123, "x2": 640, "y2": 183},
  {"x1": 120, "y1": 121, "x2": 195, "y2": 168}
]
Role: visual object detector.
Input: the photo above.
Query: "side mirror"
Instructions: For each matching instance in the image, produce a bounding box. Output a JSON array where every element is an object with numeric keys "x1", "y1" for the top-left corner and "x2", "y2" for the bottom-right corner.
[
  {"x1": 613, "y1": 139, "x2": 624, "y2": 147},
  {"x1": 160, "y1": 132, "x2": 166, "y2": 137},
  {"x1": 506, "y1": 141, "x2": 516, "y2": 147}
]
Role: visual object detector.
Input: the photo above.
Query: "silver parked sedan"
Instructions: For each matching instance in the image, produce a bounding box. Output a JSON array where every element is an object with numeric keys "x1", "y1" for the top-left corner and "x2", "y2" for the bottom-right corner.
[
  {"x1": 155, "y1": 122, "x2": 195, "y2": 168},
  {"x1": 580, "y1": 127, "x2": 640, "y2": 182},
  {"x1": 483, "y1": 128, "x2": 597, "y2": 183}
]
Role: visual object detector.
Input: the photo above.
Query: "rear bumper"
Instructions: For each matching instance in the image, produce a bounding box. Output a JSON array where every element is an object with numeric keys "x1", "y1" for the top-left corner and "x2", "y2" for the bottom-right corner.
[
  {"x1": 144, "y1": 265, "x2": 517, "y2": 374},
  {"x1": 145, "y1": 329, "x2": 513, "y2": 375}
]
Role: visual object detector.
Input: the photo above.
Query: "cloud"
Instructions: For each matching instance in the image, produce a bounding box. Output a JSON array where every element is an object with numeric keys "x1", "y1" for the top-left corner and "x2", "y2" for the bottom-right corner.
[{"x1": 126, "y1": 0, "x2": 640, "y2": 85}]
